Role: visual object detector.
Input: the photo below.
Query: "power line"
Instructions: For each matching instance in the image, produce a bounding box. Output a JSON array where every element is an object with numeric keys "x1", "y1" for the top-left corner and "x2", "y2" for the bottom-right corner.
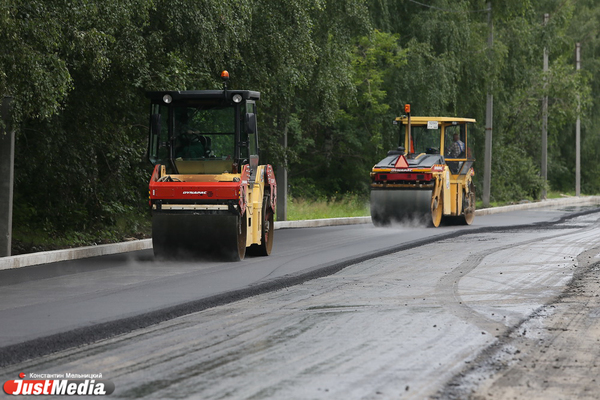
[{"x1": 407, "y1": 0, "x2": 490, "y2": 14}]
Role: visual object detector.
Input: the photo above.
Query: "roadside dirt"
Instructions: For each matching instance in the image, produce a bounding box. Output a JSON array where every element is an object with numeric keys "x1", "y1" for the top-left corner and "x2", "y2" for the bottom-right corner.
[{"x1": 439, "y1": 245, "x2": 600, "y2": 399}]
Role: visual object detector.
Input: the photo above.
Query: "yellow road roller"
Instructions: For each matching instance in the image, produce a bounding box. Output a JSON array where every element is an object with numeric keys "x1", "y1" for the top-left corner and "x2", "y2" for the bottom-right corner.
[
  {"x1": 146, "y1": 71, "x2": 276, "y2": 260},
  {"x1": 370, "y1": 105, "x2": 476, "y2": 227}
]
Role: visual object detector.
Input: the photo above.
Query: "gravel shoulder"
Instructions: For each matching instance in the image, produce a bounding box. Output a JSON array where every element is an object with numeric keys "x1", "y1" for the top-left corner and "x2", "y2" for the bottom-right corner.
[{"x1": 438, "y1": 219, "x2": 600, "y2": 399}]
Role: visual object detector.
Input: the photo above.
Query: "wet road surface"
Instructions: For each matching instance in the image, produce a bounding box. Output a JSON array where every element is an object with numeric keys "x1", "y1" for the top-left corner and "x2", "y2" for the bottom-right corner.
[
  {"x1": 0, "y1": 208, "x2": 579, "y2": 352},
  {"x1": 1, "y1": 206, "x2": 600, "y2": 399}
]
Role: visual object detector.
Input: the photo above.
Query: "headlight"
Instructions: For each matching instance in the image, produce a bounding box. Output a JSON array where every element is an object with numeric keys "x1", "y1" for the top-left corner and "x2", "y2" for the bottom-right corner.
[
  {"x1": 232, "y1": 94, "x2": 243, "y2": 103},
  {"x1": 162, "y1": 94, "x2": 172, "y2": 104}
]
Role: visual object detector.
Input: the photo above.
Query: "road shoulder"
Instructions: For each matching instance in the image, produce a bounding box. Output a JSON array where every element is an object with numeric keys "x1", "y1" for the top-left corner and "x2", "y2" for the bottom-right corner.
[{"x1": 438, "y1": 244, "x2": 600, "y2": 399}]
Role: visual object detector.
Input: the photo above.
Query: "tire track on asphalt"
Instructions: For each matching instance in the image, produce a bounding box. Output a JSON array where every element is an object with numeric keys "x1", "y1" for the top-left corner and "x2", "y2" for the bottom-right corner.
[
  {"x1": 435, "y1": 214, "x2": 600, "y2": 337},
  {"x1": 435, "y1": 215, "x2": 600, "y2": 399}
]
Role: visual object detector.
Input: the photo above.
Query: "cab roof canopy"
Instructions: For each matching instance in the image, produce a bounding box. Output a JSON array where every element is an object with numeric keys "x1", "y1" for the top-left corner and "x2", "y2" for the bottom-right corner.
[
  {"x1": 146, "y1": 90, "x2": 260, "y2": 102},
  {"x1": 395, "y1": 116, "x2": 476, "y2": 124}
]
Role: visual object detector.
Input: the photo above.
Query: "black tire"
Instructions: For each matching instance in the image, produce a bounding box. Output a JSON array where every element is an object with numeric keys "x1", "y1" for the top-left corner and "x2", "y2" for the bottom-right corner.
[
  {"x1": 232, "y1": 212, "x2": 248, "y2": 261},
  {"x1": 247, "y1": 196, "x2": 274, "y2": 256},
  {"x1": 460, "y1": 184, "x2": 476, "y2": 225},
  {"x1": 430, "y1": 193, "x2": 443, "y2": 227}
]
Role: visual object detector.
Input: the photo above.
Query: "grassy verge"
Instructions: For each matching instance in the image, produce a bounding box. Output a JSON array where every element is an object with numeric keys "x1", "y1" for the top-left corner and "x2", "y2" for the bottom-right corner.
[
  {"x1": 286, "y1": 194, "x2": 370, "y2": 221},
  {"x1": 12, "y1": 212, "x2": 152, "y2": 255}
]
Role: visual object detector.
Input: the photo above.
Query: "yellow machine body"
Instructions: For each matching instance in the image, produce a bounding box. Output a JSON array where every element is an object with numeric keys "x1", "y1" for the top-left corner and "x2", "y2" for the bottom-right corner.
[
  {"x1": 147, "y1": 88, "x2": 276, "y2": 260},
  {"x1": 370, "y1": 115, "x2": 476, "y2": 227}
]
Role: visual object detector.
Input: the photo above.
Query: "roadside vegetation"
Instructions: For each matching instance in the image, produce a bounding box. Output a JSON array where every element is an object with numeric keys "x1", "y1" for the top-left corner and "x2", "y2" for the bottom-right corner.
[
  {"x1": 287, "y1": 194, "x2": 370, "y2": 221},
  {"x1": 2, "y1": 0, "x2": 600, "y2": 253}
]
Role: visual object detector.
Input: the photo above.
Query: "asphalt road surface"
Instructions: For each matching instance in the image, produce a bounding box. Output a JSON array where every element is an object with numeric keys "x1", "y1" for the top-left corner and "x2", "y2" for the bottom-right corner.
[{"x1": 1, "y1": 205, "x2": 600, "y2": 399}]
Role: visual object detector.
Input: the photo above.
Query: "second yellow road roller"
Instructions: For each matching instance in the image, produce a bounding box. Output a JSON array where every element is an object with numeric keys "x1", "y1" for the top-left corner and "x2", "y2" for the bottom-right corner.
[{"x1": 370, "y1": 105, "x2": 476, "y2": 227}]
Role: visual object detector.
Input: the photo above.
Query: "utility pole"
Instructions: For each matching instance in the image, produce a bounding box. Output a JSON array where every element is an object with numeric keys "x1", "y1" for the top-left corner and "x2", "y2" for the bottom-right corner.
[
  {"x1": 0, "y1": 96, "x2": 14, "y2": 257},
  {"x1": 483, "y1": 2, "x2": 493, "y2": 207},
  {"x1": 575, "y1": 42, "x2": 581, "y2": 197},
  {"x1": 541, "y1": 13, "x2": 549, "y2": 200},
  {"x1": 276, "y1": 129, "x2": 288, "y2": 221}
]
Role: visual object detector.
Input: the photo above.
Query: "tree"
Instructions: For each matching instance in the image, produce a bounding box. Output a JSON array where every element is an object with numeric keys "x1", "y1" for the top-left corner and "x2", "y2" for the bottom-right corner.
[
  {"x1": 2, "y1": 0, "x2": 598, "y2": 251},
  {"x1": 289, "y1": 29, "x2": 407, "y2": 198}
]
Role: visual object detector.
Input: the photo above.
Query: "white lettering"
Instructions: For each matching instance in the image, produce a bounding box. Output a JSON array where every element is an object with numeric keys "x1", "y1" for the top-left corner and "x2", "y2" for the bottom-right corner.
[
  {"x1": 10, "y1": 378, "x2": 110, "y2": 396},
  {"x1": 22, "y1": 382, "x2": 32, "y2": 395},
  {"x1": 182, "y1": 191, "x2": 206, "y2": 195},
  {"x1": 67, "y1": 382, "x2": 77, "y2": 395},
  {"x1": 33, "y1": 382, "x2": 44, "y2": 395},
  {"x1": 52, "y1": 380, "x2": 68, "y2": 395},
  {"x1": 93, "y1": 383, "x2": 107, "y2": 395},
  {"x1": 43, "y1": 380, "x2": 52, "y2": 395},
  {"x1": 12, "y1": 380, "x2": 22, "y2": 395},
  {"x1": 30, "y1": 373, "x2": 65, "y2": 379},
  {"x1": 64, "y1": 373, "x2": 102, "y2": 379},
  {"x1": 77, "y1": 380, "x2": 89, "y2": 395}
]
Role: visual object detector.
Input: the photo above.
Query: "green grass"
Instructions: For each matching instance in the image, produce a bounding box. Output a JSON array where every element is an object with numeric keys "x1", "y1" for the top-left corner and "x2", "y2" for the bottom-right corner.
[
  {"x1": 546, "y1": 190, "x2": 578, "y2": 199},
  {"x1": 12, "y1": 212, "x2": 151, "y2": 255},
  {"x1": 285, "y1": 194, "x2": 370, "y2": 221}
]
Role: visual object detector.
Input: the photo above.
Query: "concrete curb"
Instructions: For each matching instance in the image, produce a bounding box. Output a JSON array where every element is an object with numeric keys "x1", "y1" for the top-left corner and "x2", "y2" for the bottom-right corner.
[
  {"x1": 473, "y1": 195, "x2": 600, "y2": 216},
  {"x1": 1, "y1": 196, "x2": 599, "y2": 271},
  {"x1": 274, "y1": 216, "x2": 372, "y2": 229},
  {"x1": 0, "y1": 240, "x2": 153, "y2": 271}
]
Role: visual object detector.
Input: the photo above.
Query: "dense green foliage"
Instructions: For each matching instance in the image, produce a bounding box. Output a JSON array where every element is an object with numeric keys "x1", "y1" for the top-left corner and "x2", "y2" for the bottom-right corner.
[{"x1": 1, "y1": 0, "x2": 598, "y2": 249}]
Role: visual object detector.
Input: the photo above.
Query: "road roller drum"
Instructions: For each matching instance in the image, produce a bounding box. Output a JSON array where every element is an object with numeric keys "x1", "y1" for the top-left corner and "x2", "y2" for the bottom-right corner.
[
  {"x1": 370, "y1": 189, "x2": 432, "y2": 226},
  {"x1": 152, "y1": 212, "x2": 246, "y2": 260}
]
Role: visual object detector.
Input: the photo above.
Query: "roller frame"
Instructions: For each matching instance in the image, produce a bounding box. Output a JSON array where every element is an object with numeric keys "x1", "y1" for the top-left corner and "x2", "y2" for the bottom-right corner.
[
  {"x1": 370, "y1": 113, "x2": 477, "y2": 227},
  {"x1": 145, "y1": 88, "x2": 276, "y2": 260}
]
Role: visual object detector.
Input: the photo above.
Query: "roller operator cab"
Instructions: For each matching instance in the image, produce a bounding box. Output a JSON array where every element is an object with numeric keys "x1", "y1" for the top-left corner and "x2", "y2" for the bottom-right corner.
[
  {"x1": 370, "y1": 105, "x2": 476, "y2": 227},
  {"x1": 146, "y1": 72, "x2": 276, "y2": 260}
]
